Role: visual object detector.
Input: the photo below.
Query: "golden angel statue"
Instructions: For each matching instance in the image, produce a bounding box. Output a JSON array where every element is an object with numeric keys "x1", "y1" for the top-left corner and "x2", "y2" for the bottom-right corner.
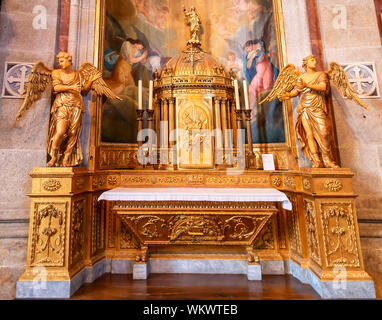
[
  {"x1": 260, "y1": 55, "x2": 370, "y2": 168},
  {"x1": 16, "y1": 52, "x2": 120, "y2": 167},
  {"x1": 183, "y1": 5, "x2": 201, "y2": 45}
]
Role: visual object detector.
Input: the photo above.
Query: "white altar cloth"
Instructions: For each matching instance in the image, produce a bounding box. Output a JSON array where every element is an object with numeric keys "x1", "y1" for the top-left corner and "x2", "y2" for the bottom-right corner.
[{"x1": 98, "y1": 188, "x2": 292, "y2": 211}]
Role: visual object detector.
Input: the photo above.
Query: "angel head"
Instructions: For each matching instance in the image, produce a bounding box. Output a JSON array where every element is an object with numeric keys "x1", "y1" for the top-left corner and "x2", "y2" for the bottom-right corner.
[
  {"x1": 56, "y1": 52, "x2": 73, "y2": 69},
  {"x1": 247, "y1": 0, "x2": 267, "y2": 20},
  {"x1": 302, "y1": 55, "x2": 317, "y2": 71}
]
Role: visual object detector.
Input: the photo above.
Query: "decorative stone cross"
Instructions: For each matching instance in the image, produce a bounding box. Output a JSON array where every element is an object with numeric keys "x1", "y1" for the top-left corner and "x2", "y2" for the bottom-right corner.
[
  {"x1": 8, "y1": 65, "x2": 29, "y2": 95},
  {"x1": 348, "y1": 66, "x2": 374, "y2": 95}
]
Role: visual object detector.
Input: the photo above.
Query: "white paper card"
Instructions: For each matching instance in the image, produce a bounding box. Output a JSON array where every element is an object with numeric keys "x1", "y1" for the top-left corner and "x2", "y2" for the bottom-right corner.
[{"x1": 262, "y1": 154, "x2": 275, "y2": 171}]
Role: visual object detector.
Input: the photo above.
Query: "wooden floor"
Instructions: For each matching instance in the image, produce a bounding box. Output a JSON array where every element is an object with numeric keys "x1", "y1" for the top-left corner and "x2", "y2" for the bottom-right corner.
[{"x1": 71, "y1": 274, "x2": 321, "y2": 300}]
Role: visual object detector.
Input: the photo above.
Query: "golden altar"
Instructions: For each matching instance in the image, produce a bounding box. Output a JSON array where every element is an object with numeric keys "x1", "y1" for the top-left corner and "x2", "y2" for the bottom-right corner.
[{"x1": 15, "y1": 4, "x2": 376, "y2": 299}]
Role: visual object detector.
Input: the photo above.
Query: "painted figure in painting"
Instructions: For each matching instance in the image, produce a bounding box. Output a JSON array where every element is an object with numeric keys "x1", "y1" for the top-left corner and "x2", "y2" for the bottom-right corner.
[
  {"x1": 102, "y1": 0, "x2": 284, "y2": 144},
  {"x1": 224, "y1": 51, "x2": 243, "y2": 79},
  {"x1": 261, "y1": 55, "x2": 370, "y2": 168},
  {"x1": 105, "y1": 38, "x2": 148, "y2": 95},
  {"x1": 16, "y1": 52, "x2": 120, "y2": 167},
  {"x1": 244, "y1": 40, "x2": 275, "y2": 107}
]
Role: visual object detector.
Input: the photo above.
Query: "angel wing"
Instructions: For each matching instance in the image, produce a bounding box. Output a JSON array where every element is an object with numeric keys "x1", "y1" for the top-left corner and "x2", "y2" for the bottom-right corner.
[
  {"x1": 327, "y1": 62, "x2": 370, "y2": 110},
  {"x1": 16, "y1": 62, "x2": 53, "y2": 120},
  {"x1": 78, "y1": 62, "x2": 121, "y2": 100},
  {"x1": 259, "y1": 64, "x2": 301, "y2": 104}
]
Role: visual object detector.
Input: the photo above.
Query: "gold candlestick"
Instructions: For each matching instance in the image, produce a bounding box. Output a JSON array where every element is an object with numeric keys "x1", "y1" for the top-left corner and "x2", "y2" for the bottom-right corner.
[
  {"x1": 146, "y1": 109, "x2": 155, "y2": 169},
  {"x1": 136, "y1": 109, "x2": 145, "y2": 169},
  {"x1": 244, "y1": 110, "x2": 258, "y2": 169},
  {"x1": 234, "y1": 109, "x2": 245, "y2": 168}
]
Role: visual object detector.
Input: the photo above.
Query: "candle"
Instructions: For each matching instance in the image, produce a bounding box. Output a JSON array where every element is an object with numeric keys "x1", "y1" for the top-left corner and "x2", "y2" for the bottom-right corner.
[
  {"x1": 234, "y1": 79, "x2": 240, "y2": 110},
  {"x1": 243, "y1": 80, "x2": 250, "y2": 110},
  {"x1": 138, "y1": 80, "x2": 143, "y2": 110},
  {"x1": 148, "y1": 80, "x2": 153, "y2": 110}
]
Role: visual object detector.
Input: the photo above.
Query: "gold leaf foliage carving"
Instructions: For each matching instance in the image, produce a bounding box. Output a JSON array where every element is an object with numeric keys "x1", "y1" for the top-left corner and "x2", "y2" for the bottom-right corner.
[
  {"x1": 324, "y1": 179, "x2": 343, "y2": 192},
  {"x1": 42, "y1": 179, "x2": 61, "y2": 192},
  {"x1": 253, "y1": 220, "x2": 275, "y2": 250},
  {"x1": 70, "y1": 199, "x2": 86, "y2": 266},
  {"x1": 304, "y1": 199, "x2": 321, "y2": 265},
  {"x1": 320, "y1": 203, "x2": 360, "y2": 267},
  {"x1": 31, "y1": 203, "x2": 67, "y2": 267}
]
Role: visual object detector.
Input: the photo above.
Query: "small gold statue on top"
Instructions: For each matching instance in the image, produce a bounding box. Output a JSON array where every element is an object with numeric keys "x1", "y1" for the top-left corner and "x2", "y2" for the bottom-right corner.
[
  {"x1": 261, "y1": 55, "x2": 370, "y2": 169},
  {"x1": 183, "y1": 5, "x2": 201, "y2": 45},
  {"x1": 16, "y1": 52, "x2": 120, "y2": 167}
]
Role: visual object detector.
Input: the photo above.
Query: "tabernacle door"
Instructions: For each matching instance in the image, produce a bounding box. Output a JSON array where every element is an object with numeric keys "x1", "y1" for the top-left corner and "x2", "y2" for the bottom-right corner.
[{"x1": 176, "y1": 96, "x2": 214, "y2": 169}]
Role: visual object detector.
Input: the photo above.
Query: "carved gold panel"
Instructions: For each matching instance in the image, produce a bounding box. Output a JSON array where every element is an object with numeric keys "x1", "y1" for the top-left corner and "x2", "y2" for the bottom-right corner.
[
  {"x1": 176, "y1": 97, "x2": 214, "y2": 169},
  {"x1": 119, "y1": 213, "x2": 272, "y2": 246},
  {"x1": 70, "y1": 198, "x2": 86, "y2": 267},
  {"x1": 320, "y1": 202, "x2": 361, "y2": 268},
  {"x1": 115, "y1": 200, "x2": 275, "y2": 248},
  {"x1": 304, "y1": 199, "x2": 321, "y2": 266},
  {"x1": 119, "y1": 221, "x2": 140, "y2": 249},
  {"x1": 253, "y1": 218, "x2": 275, "y2": 250},
  {"x1": 30, "y1": 202, "x2": 68, "y2": 267},
  {"x1": 286, "y1": 194, "x2": 302, "y2": 255}
]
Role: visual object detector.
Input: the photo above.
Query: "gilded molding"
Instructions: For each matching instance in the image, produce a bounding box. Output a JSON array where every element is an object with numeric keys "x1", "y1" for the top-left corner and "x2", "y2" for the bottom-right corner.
[{"x1": 115, "y1": 201, "x2": 277, "y2": 210}]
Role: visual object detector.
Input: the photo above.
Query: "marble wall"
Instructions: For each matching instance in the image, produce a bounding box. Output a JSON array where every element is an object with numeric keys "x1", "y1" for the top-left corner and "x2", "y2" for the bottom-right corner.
[
  {"x1": 0, "y1": 0, "x2": 59, "y2": 299},
  {"x1": 316, "y1": 0, "x2": 382, "y2": 298}
]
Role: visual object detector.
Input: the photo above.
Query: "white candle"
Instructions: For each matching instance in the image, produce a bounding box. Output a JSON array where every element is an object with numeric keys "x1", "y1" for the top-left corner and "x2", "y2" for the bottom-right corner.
[
  {"x1": 148, "y1": 80, "x2": 153, "y2": 110},
  {"x1": 243, "y1": 80, "x2": 250, "y2": 110},
  {"x1": 138, "y1": 80, "x2": 143, "y2": 110},
  {"x1": 234, "y1": 79, "x2": 240, "y2": 110}
]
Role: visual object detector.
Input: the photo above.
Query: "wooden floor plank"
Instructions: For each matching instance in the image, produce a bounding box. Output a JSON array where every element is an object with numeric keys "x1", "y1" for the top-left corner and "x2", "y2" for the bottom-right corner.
[{"x1": 71, "y1": 274, "x2": 321, "y2": 300}]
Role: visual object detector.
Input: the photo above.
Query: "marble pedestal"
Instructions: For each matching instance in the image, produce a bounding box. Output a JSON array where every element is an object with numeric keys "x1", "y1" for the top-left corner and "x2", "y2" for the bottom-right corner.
[
  {"x1": 286, "y1": 260, "x2": 376, "y2": 299},
  {"x1": 247, "y1": 264, "x2": 262, "y2": 280},
  {"x1": 133, "y1": 263, "x2": 148, "y2": 280},
  {"x1": 16, "y1": 259, "x2": 107, "y2": 299}
]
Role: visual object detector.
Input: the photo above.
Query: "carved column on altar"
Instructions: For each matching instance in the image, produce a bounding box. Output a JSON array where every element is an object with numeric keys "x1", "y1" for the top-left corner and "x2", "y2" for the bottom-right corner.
[
  {"x1": 136, "y1": 109, "x2": 145, "y2": 169},
  {"x1": 214, "y1": 97, "x2": 224, "y2": 167},
  {"x1": 168, "y1": 98, "x2": 177, "y2": 168},
  {"x1": 154, "y1": 98, "x2": 161, "y2": 166},
  {"x1": 159, "y1": 98, "x2": 169, "y2": 168},
  {"x1": 146, "y1": 109, "x2": 156, "y2": 169},
  {"x1": 234, "y1": 109, "x2": 245, "y2": 167}
]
